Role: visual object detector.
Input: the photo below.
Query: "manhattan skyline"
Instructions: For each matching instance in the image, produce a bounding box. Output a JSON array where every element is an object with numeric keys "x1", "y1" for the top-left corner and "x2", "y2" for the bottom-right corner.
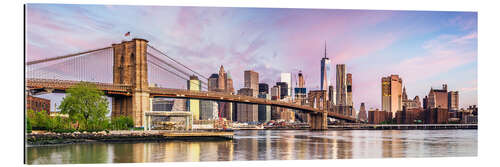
[{"x1": 26, "y1": 4, "x2": 477, "y2": 110}]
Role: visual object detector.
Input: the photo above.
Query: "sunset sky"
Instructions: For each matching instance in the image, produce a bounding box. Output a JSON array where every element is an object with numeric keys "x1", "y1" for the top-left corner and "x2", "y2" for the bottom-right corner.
[{"x1": 26, "y1": 4, "x2": 477, "y2": 110}]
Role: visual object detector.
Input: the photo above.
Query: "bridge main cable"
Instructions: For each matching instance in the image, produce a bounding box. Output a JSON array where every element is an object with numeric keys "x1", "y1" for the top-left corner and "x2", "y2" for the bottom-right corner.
[
  {"x1": 147, "y1": 45, "x2": 209, "y2": 80},
  {"x1": 26, "y1": 47, "x2": 112, "y2": 65}
]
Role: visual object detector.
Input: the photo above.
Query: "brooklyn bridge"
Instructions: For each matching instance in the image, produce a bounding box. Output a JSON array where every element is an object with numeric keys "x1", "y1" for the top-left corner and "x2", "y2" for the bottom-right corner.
[{"x1": 25, "y1": 38, "x2": 356, "y2": 130}]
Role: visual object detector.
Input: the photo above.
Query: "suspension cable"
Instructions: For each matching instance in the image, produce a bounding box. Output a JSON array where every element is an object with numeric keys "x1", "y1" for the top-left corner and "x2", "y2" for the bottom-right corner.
[
  {"x1": 26, "y1": 47, "x2": 112, "y2": 65},
  {"x1": 147, "y1": 44, "x2": 208, "y2": 80}
]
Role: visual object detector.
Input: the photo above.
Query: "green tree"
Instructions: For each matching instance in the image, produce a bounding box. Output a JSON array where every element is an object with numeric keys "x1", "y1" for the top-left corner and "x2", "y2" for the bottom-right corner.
[{"x1": 59, "y1": 82, "x2": 109, "y2": 131}]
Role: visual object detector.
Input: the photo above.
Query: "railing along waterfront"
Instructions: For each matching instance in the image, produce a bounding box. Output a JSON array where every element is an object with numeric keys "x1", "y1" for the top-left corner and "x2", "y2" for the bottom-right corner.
[{"x1": 328, "y1": 124, "x2": 478, "y2": 130}]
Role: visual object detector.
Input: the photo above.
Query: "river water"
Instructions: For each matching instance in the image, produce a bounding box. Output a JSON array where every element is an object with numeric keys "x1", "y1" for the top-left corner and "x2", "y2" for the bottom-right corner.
[{"x1": 26, "y1": 129, "x2": 477, "y2": 164}]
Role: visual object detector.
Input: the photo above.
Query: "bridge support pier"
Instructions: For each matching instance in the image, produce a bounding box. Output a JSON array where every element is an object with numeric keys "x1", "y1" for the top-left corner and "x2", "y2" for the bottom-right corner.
[{"x1": 309, "y1": 112, "x2": 327, "y2": 130}]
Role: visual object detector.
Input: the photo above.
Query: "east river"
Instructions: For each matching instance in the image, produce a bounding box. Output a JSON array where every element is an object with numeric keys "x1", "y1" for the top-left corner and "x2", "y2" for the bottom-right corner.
[{"x1": 26, "y1": 129, "x2": 477, "y2": 164}]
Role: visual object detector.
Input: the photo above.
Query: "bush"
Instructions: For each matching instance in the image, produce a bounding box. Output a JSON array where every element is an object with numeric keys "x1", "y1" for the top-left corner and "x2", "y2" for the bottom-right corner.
[
  {"x1": 26, "y1": 117, "x2": 32, "y2": 133},
  {"x1": 110, "y1": 116, "x2": 134, "y2": 130}
]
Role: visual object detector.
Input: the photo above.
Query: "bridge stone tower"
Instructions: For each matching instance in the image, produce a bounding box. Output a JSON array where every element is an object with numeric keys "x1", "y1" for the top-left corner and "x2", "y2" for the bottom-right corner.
[
  {"x1": 308, "y1": 90, "x2": 328, "y2": 130},
  {"x1": 111, "y1": 38, "x2": 150, "y2": 127}
]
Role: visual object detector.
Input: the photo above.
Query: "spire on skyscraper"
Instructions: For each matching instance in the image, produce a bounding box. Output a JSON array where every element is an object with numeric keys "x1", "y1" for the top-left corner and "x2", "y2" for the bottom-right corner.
[{"x1": 324, "y1": 41, "x2": 327, "y2": 58}]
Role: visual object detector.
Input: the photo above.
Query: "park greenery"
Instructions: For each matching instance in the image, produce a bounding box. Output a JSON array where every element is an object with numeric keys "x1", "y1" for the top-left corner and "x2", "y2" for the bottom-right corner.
[{"x1": 26, "y1": 82, "x2": 135, "y2": 133}]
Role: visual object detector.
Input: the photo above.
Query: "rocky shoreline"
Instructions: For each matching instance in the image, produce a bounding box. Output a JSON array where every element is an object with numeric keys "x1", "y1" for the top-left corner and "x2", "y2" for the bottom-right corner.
[{"x1": 26, "y1": 130, "x2": 233, "y2": 146}]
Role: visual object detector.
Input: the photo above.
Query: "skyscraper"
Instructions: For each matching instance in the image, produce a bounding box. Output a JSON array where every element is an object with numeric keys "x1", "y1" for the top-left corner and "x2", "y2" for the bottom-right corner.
[
  {"x1": 281, "y1": 72, "x2": 292, "y2": 97},
  {"x1": 218, "y1": 65, "x2": 226, "y2": 91},
  {"x1": 259, "y1": 83, "x2": 269, "y2": 94},
  {"x1": 448, "y1": 91, "x2": 459, "y2": 112},
  {"x1": 244, "y1": 70, "x2": 259, "y2": 97},
  {"x1": 427, "y1": 84, "x2": 448, "y2": 110},
  {"x1": 320, "y1": 42, "x2": 331, "y2": 91},
  {"x1": 208, "y1": 74, "x2": 219, "y2": 92},
  {"x1": 381, "y1": 75, "x2": 403, "y2": 118},
  {"x1": 298, "y1": 71, "x2": 305, "y2": 88},
  {"x1": 237, "y1": 88, "x2": 258, "y2": 122},
  {"x1": 215, "y1": 65, "x2": 232, "y2": 121},
  {"x1": 336, "y1": 64, "x2": 347, "y2": 106},
  {"x1": 346, "y1": 73, "x2": 353, "y2": 106},
  {"x1": 276, "y1": 82, "x2": 288, "y2": 99},
  {"x1": 187, "y1": 75, "x2": 201, "y2": 120},
  {"x1": 358, "y1": 102, "x2": 367, "y2": 122},
  {"x1": 294, "y1": 71, "x2": 307, "y2": 105}
]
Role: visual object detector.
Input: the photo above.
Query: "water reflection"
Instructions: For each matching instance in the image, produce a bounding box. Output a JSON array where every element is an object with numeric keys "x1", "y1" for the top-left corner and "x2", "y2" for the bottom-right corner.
[{"x1": 26, "y1": 130, "x2": 477, "y2": 164}]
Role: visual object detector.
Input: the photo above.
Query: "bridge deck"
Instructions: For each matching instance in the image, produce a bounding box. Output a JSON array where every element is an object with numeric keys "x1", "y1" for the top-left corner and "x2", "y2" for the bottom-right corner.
[{"x1": 26, "y1": 78, "x2": 357, "y2": 122}]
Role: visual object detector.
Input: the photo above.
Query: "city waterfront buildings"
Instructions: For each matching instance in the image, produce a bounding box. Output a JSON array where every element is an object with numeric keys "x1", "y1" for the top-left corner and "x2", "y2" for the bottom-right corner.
[{"x1": 381, "y1": 75, "x2": 403, "y2": 118}]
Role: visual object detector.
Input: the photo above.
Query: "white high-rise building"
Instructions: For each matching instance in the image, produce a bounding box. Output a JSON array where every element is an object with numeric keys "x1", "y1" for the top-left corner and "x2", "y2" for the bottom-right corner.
[{"x1": 281, "y1": 72, "x2": 292, "y2": 97}]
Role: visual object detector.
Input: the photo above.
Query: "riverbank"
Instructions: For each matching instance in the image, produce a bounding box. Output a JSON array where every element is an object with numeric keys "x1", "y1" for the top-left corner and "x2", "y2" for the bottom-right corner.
[
  {"x1": 328, "y1": 124, "x2": 478, "y2": 130},
  {"x1": 26, "y1": 130, "x2": 234, "y2": 146}
]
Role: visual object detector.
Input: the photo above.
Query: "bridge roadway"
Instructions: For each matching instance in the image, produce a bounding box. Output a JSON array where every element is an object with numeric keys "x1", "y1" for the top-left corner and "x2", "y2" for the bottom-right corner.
[{"x1": 26, "y1": 78, "x2": 356, "y2": 122}]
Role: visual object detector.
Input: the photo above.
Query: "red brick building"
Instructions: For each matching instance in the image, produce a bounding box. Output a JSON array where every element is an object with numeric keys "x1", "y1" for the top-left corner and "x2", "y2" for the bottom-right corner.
[
  {"x1": 368, "y1": 109, "x2": 391, "y2": 124},
  {"x1": 424, "y1": 108, "x2": 449, "y2": 124},
  {"x1": 396, "y1": 108, "x2": 424, "y2": 124},
  {"x1": 26, "y1": 95, "x2": 50, "y2": 113}
]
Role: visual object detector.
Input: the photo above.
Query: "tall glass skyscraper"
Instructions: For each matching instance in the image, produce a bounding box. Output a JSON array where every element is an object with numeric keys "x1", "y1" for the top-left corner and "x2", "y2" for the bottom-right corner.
[{"x1": 320, "y1": 43, "x2": 331, "y2": 92}]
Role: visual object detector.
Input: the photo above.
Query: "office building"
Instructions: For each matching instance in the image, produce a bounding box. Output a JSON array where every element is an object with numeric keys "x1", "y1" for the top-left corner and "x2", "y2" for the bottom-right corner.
[
  {"x1": 381, "y1": 75, "x2": 403, "y2": 118},
  {"x1": 395, "y1": 107, "x2": 424, "y2": 124},
  {"x1": 427, "y1": 84, "x2": 448, "y2": 109},
  {"x1": 294, "y1": 71, "x2": 307, "y2": 105},
  {"x1": 258, "y1": 93, "x2": 271, "y2": 122},
  {"x1": 320, "y1": 43, "x2": 331, "y2": 91},
  {"x1": 244, "y1": 70, "x2": 259, "y2": 97},
  {"x1": 448, "y1": 91, "x2": 459, "y2": 112},
  {"x1": 276, "y1": 82, "x2": 288, "y2": 99},
  {"x1": 368, "y1": 109, "x2": 391, "y2": 124},
  {"x1": 358, "y1": 102, "x2": 367, "y2": 122},
  {"x1": 281, "y1": 72, "x2": 292, "y2": 97},
  {"x1": 336, "y1": 64, "x2": 347, "y2": 106},
  {"x1": 346, "y1": 73, "x2": 353, "y2": 106},
  {"x1": 237, "y1": 88, "x2": 258, "y2": 122},
  {"x1": 187, "y1": 75, "x2": 201, "y2": 120},
  {"x1": 259, "y1": 83, "x2": 269, "y2": 94},
  {"x1": 208, "y1": 74, "x2": 219, "y2": 92},
  {"x1": 200, "y1": 100, "x2": 218, "y2": 120}
]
